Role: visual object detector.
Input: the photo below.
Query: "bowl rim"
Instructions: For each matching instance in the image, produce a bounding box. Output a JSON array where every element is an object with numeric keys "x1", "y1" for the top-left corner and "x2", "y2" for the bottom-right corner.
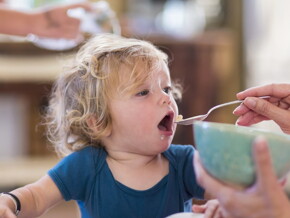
[{"x1": 193, "y1": 121, "x2": 290, "y2": 141}]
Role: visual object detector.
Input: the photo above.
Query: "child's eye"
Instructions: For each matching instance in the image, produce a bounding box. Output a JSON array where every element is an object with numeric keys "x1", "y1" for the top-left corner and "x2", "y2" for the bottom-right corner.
[
  {"x1": 163, "y1": 86, "x2": 172, "y2": 94},
  {"x1": 136, "y1": 90, "x2": 149, "y2": 96}
]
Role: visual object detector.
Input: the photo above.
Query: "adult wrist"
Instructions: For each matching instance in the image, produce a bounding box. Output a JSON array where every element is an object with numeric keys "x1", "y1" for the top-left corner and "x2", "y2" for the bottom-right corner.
[
  {"x1": 25, "y1": 11, "x2": 40, "y2": 36},
  {"x1": 22, "y1": 7, "x2": 46, "y2": 37},
  {"x1": 0, "y1": 192, "x2": 21, "y2": 216}
]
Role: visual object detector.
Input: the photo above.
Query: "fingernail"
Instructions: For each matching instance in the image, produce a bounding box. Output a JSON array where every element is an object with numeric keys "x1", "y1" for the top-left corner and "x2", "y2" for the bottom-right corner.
[
  {"x1": 245, "y1": 98, "x2": 257, "y2": 108},
  {"x1": 279, "y1": 177, "x2": 287, "y2": 187},
  {"x1": 253, "y1": 136, "x2": 267, "y2": 152},
  {"x1": 233, "y1": 106, "x2": 240, "y2": 114},
  {"x1": 235, "y1": 117, "x2": 244, "y2": 125}
]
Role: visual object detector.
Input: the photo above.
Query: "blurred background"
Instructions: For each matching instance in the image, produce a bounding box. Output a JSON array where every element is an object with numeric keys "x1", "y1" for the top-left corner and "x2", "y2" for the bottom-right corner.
[{"x1": 0, "y1": 0, "x2": 289, "y2": 216}]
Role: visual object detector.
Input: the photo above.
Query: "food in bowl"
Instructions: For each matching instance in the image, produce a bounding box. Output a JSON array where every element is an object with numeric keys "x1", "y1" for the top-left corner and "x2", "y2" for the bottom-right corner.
[{"x1": 193, "y1": 121, "x2": 290, "y2": 188}]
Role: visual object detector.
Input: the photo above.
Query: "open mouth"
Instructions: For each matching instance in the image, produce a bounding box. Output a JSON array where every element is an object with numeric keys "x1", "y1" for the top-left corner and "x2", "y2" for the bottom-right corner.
[{"x1": 158, "y1": 112, "x2": 174, "y2": 131}]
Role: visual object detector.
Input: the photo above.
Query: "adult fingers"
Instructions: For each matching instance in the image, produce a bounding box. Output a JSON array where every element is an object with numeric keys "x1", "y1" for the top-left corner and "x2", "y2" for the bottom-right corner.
[
  {"x1": 59, "y1": 17, "x2": 82, "y2": 38},
  {"x1": 192, "y1": 204, "x2": 206, "y2": 213},
  {"x1": 203, "y1": 200, "x2": 219, "y2": 218},
  {"x1": 213, "y1": 207, "x2": 224, "y2": 218},
  {"x1": 236, "y1": 83, "x2": 290, "y2": 100},
  {"x1": 194, "y1": 152, "x2": 230, "y2": 198},
  {"x1": 252, "y1": 137, "x2": 279, "y2": 193},
  {"x1": 194, "y1": 152, "x2": 216, "y2": 192},
  {"x1": 235, "y1": 111, "x2": 269, "y2": 126},
  {"x1": 251, "y1": 136, "x2": 290, "y2": 210},
  {"x1": 233, "y1": 99, "x2": 270, "y2": 125},
  {"x1": 233, "y1": 96, "x2": 282, "y2": 117},
  {"x1": 194, "y1": 153, "x2": 256, "y2": 217},
  {"x1": 242, "y1": 97, "x2": 290, "y2": 133},
  {"x1": 233, "y1": 103, "x2": 251, "y2": 116}
]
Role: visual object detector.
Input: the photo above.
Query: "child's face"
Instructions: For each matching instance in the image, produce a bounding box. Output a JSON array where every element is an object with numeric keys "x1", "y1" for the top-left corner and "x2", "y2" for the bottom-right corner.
[{"x1": 105, "y1": 61, "x2": 178, "y2": 155}]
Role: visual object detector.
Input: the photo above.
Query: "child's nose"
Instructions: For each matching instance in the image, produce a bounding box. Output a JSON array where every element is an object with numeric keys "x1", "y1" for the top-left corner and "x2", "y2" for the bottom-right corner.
[{"x1": 159, "y1": 92, "x2": 171, "y2": 105}]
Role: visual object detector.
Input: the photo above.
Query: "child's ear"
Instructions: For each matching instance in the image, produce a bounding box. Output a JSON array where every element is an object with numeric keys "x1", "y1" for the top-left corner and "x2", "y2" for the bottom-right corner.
[
  {"x1": 86, "y1": 115, "x2": 100, "y2": 133},
  {"x1": 86, "y1": 115, "x2": 111, "y2": 137}
]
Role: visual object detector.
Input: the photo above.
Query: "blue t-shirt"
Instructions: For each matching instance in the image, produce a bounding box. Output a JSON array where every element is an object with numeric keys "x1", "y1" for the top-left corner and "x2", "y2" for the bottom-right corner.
[{"x1": 48, "y1": 144, "x2": 204, "y2": 218}]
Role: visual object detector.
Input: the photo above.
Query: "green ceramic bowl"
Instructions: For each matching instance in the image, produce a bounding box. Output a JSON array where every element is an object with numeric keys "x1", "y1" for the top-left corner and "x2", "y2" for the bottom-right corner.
[{"x1": 193, "y1": 121, "x2": 290, "y2": 188}]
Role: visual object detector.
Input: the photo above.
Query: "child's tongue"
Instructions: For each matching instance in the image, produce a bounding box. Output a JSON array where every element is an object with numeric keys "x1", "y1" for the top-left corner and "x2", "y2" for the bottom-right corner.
[
  {"x1": 158, "y1": 124, "x2": 167, "y2": 131},
  {"x1": 158, "y1": 116, "x2": 169, "y2": 131}
]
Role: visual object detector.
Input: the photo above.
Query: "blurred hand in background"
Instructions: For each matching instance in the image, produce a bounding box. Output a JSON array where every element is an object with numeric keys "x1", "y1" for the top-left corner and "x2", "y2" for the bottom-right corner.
[{"x1": 0, "y1": 2, "x2": 92, "y2": 39}]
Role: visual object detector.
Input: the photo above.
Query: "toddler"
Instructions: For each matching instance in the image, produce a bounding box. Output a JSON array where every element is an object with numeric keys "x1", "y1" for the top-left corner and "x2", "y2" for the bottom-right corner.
[{"x1": 0, "y1": 34, "x2": 221, "y2": 218}]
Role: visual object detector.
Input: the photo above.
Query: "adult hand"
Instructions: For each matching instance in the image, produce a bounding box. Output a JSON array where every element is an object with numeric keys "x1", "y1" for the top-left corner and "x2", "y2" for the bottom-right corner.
[
  {"x1": 194, "y1": 137, "x2": 290, "y2": 218},
  {"x1": 32, "y1": 2, "x2": 92, "y2": 39},
  {"x1": 233, "y1": 83, "x2": 290, "y2": 134},
  {"x1": 192, "y1": 199, "x2": 223, "y2": 218}
]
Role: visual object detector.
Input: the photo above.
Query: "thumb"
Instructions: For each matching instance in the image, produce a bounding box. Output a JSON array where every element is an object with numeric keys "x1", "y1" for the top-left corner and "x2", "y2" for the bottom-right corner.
[
  {"x1": 252, "y1": 136, "x2": 290, "y2": 205},
  {"x1": 252, "y1": 137, "x2": 279, "y2": 192},
  {"x1": 243, "y1": 97, "x2": 289, "y2": 126}
]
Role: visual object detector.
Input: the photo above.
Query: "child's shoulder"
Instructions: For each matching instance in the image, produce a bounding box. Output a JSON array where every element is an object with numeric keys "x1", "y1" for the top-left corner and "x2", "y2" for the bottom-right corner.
[
  {"x1": 163, "y1": 144, "x2": 196, "y2": 172},
  {"x1": 167, "y1": 144, "x2": 194, "y2": 153},
  {"x1": 61, "y1": 145, "x2": 106, "y2": 167},
  {"x1": 164, "y1": 144, "x2": 195, "y2": 161}
]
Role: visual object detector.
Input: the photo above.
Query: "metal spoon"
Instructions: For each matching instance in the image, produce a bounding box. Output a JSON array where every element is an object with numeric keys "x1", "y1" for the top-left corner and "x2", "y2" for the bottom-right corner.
[{"x1": 175, "y1": 96, "x2": 270, "y2": 125}]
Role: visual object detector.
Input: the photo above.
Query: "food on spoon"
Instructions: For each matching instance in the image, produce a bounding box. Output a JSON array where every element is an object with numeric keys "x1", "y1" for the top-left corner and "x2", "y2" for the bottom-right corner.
[{"x1": 176, "y1": 114, "x2": 183, "y2": 122}]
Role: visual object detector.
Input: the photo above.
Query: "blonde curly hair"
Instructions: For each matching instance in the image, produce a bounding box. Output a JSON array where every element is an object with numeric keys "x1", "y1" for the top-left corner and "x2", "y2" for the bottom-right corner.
[{"x1": 44, "y1": 34, "x2": 182, "y2": 157}]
